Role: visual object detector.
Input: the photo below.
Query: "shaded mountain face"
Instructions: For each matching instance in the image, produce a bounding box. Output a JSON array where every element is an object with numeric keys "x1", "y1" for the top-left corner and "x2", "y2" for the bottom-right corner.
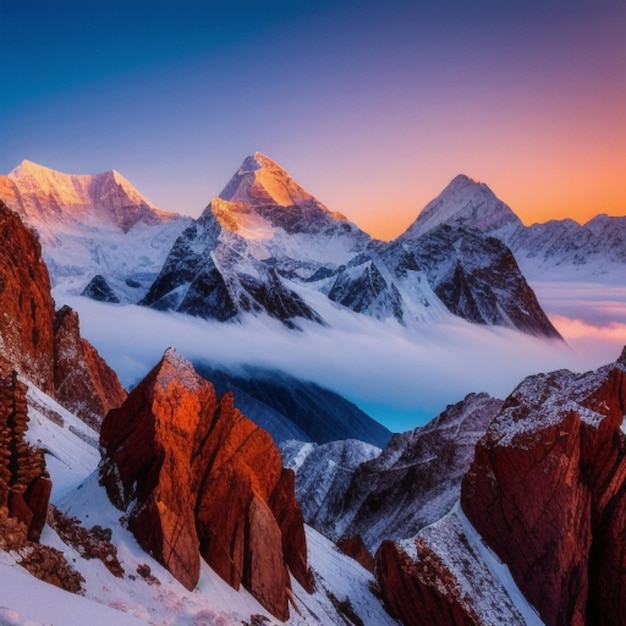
[
  {"x1": 0, "y1": 160, "x2": 191, "y2": 301},
  {"x1": 282, "y1": 392, "x2": 502, "y2": 553},
  {"x1": 376, "y1": 348, "x2": 626, "y2": 626},
  {"x1": 402, "y1": 172, "x2": 626, "y2": 283},
  {"x1": 389, "y1": 224, "x2": 562, "y2": 338},
  {"x1": 144, "y1": 154, "x2": 560, "y2": 338},
  {"x1": 194, "y1": 363, "x2": 392, "y2": 448},
  {"x1": 80, "y1": 274, "x2": 120, "y2": 303},
  {"x1": 99, "y1": 349, "x2": 312, "y2": 621}
]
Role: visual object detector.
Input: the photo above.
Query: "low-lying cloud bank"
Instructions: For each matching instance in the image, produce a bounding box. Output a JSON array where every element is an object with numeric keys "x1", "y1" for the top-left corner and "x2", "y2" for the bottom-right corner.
[{"x1": 58, "y1": 290, "x2": 624, "y2": 432}]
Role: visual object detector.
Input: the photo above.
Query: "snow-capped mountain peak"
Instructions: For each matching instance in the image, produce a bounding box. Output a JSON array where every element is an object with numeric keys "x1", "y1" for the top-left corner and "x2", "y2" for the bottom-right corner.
[
  {"x1": 401, "y1": 173, "x2": 522, "y2": 241},
  {"x1": 6, "y1": 159, "x2": 178, "y2": 231},
  {"x1": 0, "y1": 160, "x2": 192, "y2": 303},
  {"x1": 220, "y1": 152, "x2": 321, "y2": 210}
]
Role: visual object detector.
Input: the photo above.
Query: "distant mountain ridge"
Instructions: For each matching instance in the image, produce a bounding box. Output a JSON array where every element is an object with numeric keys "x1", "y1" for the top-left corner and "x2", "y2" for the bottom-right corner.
[
  {"x1": 3, "y1": 154, "x2": 620, "y2": 336},
  {"x1": 142, "y1": 152, "x2": 562, "y2": 338},
  {"x1": 0, "y1": 160, "x2": 191, "y2": 302},
  {"x1": 194, "y1": 363, "x2": 392, "y2": 448},
  {"x1": 405, "y1": 173, "x2": 626, "y2": 282}
]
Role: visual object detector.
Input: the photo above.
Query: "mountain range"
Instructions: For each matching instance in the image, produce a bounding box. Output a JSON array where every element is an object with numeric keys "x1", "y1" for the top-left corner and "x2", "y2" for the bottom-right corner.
[
  {"x1": 0, "y1": 160, "x2": 191, "y2": 302},
  {"x1": 0, "y1": 153, "x2": 624, "y2": 625},
  {"x1": 3, "y1": 153, "x2": 623, "y2": 343}
]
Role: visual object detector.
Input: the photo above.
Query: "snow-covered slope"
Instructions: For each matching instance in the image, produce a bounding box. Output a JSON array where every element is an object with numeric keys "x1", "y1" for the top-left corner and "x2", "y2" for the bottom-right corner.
[
  {"x1": 505, "y1": 213, "x2": 626, "y2": 282},
  {"x1": 280, "y1": 438, "x2": 382, "y2": 540},
  {"x1": 142, "y1": 152, "x2": 377, "y2": 327},
  {"x1": 0, "y1": 371, "x2": 398, "y2": 626},
  {"x1": 401, "y1": 174, "x2": 522, "y2": 241},
  {"x1": 282, "y1": 392, "x2": 503, "y2": 552},
  {"x1": 0, "y1": 161, "x2": 191, "y2": 302}
]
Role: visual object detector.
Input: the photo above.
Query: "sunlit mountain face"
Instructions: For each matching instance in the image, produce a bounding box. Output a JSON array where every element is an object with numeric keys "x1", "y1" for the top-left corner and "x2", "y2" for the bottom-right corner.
[{"x1": 1, "y1": 152, "x2": 622, "y2": 433}]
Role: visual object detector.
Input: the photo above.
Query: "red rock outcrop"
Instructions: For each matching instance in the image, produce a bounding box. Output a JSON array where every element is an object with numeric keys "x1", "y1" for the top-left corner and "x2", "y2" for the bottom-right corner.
[
  {"x1": 0, "y1": 199, "x2": 124, "y2": 431},
  {"x1": 337, "y1": 535, "x2": 375, "y2": 573},
  {"x1": 461, "y1": 349, "x2": 626, "y2": 626},
  {"x1": 0, "y1": 200, "x2": 55, "y2": 395},
  {"x1": 99, "y1": 349, "x2": 312, "y2": 620},
  {"x1": 375, "y1": 350, "x2": 626, "y2": 626},
  {"x1": 53, "y1": 305, "x2": 127, "y2": 429},
  {"x1": 375, "y1": 511, "x2": 529, "y2": 626},
  {"x1": 0, "y1": 358, "x2": 52, "y2": 542},
  {"x1": 376, "y1": 539, "x2": 478, "y2": 626}
]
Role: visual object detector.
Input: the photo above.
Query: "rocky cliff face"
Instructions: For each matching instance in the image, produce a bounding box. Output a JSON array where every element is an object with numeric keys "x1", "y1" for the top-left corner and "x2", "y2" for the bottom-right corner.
[
  {"x1": 53, "y1": 306, "x2": 127, "y2": 429},
  {"x1": 389, "y1": 224, "x2": 562, "y2": 338},
  {"x1": 283, "y1": 393, "x2": 502, "y2": 553},
  {"x1": 99, "y1": 349, "x2": 312, "y2": 620},
  {"x1": 0, "y1": 199, "x2": 126, "y2": 430},
  {"x1": 0, "y1": 358, "x2": 51, "y2": 543},
  {"x1": 462, "y1": 348, "x2": 626, "y2": 626},
  {"x1": 376, "y1": 349, "x2": 626, "y2": 626},
  {"x1": 0, "y1": 200, "x2": 56, "y2": 395},
  {"x1": 80, "y1": 274, "x2": 120, "y2": 303}
]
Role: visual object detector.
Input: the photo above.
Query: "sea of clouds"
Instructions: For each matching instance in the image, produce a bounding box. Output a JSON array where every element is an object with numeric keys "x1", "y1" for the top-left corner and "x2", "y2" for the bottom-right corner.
[{"x1": 58, "y1": 279, "x2": 625, "y2": 432}]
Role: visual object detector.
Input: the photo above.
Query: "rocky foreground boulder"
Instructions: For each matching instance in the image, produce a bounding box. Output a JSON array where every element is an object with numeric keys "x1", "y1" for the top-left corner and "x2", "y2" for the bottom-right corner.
[
  {"x1": 99, "y1": 348, "x2": 312, "y2": 620},
  {"x1": 376, "y1": 348, "x2": 626, "y2": 626},
  {"x1": 0, "y1": 358, "x2": 51, "y2": 543}
]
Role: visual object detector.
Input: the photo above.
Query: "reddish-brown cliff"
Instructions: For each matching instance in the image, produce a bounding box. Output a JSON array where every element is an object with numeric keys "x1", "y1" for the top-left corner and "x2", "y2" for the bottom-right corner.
[
  {"x1": 461, "y1": 351, "x2": 626, "y2": 626},
  {"x1": 99, "y1": 349, "x2": 311, "y2": 620},
  {"x1": 53, "y1": 305, "x2": 127, "y2": 429},
  {"x1": 376, "y1": 350, "x2": 626, "y2": 626},
  {"x1": 0, "y1": 359, "x2": 51, "y2": 543},
  {"x1": 0, "y1": 200, "x2": 55, "y2": 395}
]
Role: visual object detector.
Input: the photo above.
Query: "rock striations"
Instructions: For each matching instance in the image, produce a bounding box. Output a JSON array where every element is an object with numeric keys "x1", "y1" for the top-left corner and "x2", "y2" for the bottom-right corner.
[
  {"x1": 376, "y1": 349, "x2": 626, "y2": 626},
  {"x1": 53, "y1": 305, "x2": 127, "y2": 429},
  {"x1": 461, "y1": 350, "x2": 626, "y2": 626},
  {"x1": 0, "y1": 358, "x2": 51, "y2": 543},
  {"x1": 0, "y1": 200, "x2": 56, "y2": 395},
  {"x1": 0, "y1": 199, "x2": 126, "y2": 427},
  {"x1": 99, "y1": 349, "x2": 312, "y2": 621}
]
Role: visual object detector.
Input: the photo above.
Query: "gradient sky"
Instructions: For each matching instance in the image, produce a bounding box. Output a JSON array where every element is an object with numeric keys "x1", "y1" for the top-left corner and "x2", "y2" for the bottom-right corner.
[{"x1": 1, "y1": 0, "x2": 624, "y2": 240}]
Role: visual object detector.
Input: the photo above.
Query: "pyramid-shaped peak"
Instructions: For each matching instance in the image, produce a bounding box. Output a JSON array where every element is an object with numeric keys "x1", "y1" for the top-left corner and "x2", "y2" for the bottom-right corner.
[
  {"x1": 237, "y1": 152, "x2": 283, "y2": 174},
  {"x1": 152, "y1": 347, "x2": 203, "y2": 392},
  {"x1": 220, "y1": 153, "x2": 315, "y2": 208},
  {"x1": 399, "y1": 174, "x2": 522, "y2": 241}
]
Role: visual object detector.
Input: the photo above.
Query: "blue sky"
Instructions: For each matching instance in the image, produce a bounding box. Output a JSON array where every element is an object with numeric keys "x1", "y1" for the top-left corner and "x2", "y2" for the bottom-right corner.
[{"x1": 2, "y1": 0, "x2": 624, "y2": 239}]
